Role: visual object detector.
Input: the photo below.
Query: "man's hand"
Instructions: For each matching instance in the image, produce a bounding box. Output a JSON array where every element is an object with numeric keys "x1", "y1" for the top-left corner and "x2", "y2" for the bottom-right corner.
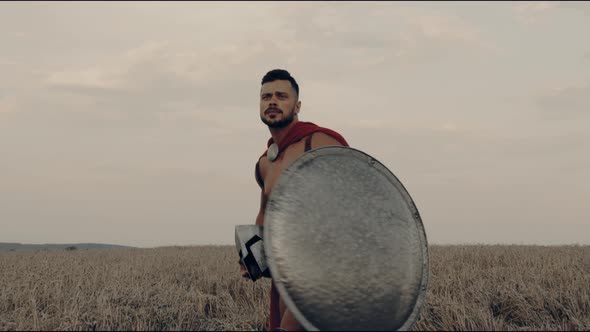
[{"x1": 239, "y1": 260, "x2": 251, "y2": 279}]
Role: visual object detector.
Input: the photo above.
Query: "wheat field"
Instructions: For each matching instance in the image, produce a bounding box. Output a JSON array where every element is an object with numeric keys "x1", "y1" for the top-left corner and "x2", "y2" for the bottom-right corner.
[{"x1": 0, "y1": 245, "x2": 588, "y2": 331}]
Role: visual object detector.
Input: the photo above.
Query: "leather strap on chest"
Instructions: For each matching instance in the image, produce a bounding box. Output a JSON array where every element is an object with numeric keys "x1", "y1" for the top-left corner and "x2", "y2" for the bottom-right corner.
[{"x1": 304, "y1": 134, "x2": 313, "y2": 152}]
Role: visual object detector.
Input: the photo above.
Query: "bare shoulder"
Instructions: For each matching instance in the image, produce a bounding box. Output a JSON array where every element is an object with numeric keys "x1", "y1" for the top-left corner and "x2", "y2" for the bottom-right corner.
[
  {"x1": 311, "y1": 132, "x2": 345, "y2": 148},
  {"x1": 258, "y1": 155, "x2": 270, "y2": 178}
]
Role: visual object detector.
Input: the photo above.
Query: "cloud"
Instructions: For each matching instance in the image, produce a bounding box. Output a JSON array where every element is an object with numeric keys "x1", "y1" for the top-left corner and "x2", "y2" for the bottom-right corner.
[
  {"x1": 38, "y1": 2, "x2": 505, "y2": 130},
  {"x1": 0, "y1": 98, "x2": 15, "y2": 114},
  {"x1": 402, "y1": 9, "x2": 500, "y2": 53},
  {"x1": 339, "y1": 116, "x2": 479, "y2": 137},
  {"x1": 282, "y1": 3, "x2": 500, "y2": 67},
  {"x1": 37, "y1": 3, "x2": 500, "y2": 123},
  {"x1": 514, "y1": 1, "x2": 590, "y2": 24},
  {"x1": 42, "y1": 41, "x2": 271, "y2": 126},
  {"x1": 535, "y1": 82, "x2": 590, "y2": 120},
  {"x1": 517, "y1": 1, "x2": 559, "y2": 13},
  {"x1": 0, "y1": 59, "x2": 19, "y2": 66},
  {"x1": 46, "y1": 41, "x2": 202, "y2": 92},
  {"x1": 513, "y1": 1, "x2": 560, "y2": 24},
  {"x1": 47, "y1": 66, "x2": 126, "y2": 91},
  {"x1": 0, "y1": 104, "x2": 11, "y2": 113},
  {"x1": 559, "y1": 1, "x2": 590, "y2": 14}
]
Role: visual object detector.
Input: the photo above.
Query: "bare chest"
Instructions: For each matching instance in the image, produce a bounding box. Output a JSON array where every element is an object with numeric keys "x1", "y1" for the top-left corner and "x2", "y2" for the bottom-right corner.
[{"x1": 261, "y1": 140, "x2": 307, "y2": 198}]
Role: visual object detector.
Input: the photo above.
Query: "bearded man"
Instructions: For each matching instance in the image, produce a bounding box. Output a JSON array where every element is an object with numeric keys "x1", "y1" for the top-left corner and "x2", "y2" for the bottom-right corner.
[{"x1": 239, "y1": 69, "x2": 349, "y2": 331}]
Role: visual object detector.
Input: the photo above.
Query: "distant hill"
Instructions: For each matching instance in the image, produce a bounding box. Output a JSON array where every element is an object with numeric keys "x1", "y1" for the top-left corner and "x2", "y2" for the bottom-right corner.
[{"x1": 0, "y1": 242, "x2": 134, "y2": 252}]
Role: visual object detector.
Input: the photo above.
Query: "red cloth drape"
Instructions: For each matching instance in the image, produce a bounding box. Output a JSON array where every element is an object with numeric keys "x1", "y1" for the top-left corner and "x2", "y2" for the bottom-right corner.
[{"x1": 260, "y1": 121, "x2": 349, "y2": 160}]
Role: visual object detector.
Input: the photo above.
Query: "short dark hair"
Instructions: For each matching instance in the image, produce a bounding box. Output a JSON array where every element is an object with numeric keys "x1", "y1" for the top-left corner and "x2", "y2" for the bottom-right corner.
[{"x1": 261, "y1": 69, "x2": 299, "y2": 97}]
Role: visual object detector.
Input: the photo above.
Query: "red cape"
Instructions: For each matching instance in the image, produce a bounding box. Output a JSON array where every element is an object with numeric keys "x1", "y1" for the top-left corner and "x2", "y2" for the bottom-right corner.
[{"x1": 260, "y1": 121, "x2": 349, "y2": 160}]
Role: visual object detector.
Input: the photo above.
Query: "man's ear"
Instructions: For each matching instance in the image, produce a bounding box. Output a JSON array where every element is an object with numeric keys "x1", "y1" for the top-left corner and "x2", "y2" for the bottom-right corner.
[{"x1": 295, "y1": 100, "x2": 301, "y2": 115}]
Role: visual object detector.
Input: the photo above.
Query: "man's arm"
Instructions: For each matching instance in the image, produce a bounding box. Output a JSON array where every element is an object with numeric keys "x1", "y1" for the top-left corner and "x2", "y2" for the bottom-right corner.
[
  {"x1": 240, "y1": 158, "x2": 267, "y2": 279},
  {"x1": 240, "y1": 189, "x2": 266, "y2": 279},
  {"x1": 255, "y1": 156, "x2": 268, "y2": 225},
  {"x1": 255, "y1": 189, "x2": 266, "y2": 225}
]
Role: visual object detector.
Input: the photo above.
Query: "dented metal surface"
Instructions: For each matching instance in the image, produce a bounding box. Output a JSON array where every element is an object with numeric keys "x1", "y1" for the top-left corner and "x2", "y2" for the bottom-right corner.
[{"x1": 263, "y1": 146, "x2": 429, "y2": 331}]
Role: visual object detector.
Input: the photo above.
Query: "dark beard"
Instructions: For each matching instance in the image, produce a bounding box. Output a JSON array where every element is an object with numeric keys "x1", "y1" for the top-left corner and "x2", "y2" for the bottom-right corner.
[{"x1": 261, "y1": 106, "x2": 296, "y2": 129}]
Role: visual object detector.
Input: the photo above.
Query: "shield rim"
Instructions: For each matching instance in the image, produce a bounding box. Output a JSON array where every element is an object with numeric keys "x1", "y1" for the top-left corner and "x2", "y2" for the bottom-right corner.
[{"x1": 263, "y1": 146, "x2": 429, "y2": 331}]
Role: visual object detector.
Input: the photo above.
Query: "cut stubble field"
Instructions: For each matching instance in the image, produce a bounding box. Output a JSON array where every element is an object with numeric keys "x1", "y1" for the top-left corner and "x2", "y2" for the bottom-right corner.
[{"x1": 0, "y1": 245, "x2": 588, "y2": 331}]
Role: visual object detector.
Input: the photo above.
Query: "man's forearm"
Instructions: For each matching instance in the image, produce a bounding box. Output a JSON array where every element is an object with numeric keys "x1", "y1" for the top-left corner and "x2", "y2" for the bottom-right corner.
[{"x1": 255, "y1": 212, "x2": 264, "y2": 225}]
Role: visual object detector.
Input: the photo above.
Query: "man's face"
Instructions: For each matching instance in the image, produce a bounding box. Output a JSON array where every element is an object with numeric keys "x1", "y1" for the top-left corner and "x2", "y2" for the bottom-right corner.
[{"x1": 260, "y1": 80, "x2": 300, "y2": 129}]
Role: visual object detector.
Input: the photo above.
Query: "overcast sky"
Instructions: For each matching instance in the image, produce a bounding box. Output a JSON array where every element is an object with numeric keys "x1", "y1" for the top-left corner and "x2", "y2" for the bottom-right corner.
[{"x1": 1, "y1": 1, "x2": 588, "y2": 247}]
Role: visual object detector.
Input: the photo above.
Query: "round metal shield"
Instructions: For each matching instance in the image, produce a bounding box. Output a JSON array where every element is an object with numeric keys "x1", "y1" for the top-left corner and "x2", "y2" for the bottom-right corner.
[{"x1": 264, "y1": 146, "x2": 428, "y2": 331}]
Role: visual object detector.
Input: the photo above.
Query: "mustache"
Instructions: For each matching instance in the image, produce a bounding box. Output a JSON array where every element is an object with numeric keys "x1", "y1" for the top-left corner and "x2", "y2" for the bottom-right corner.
[{"x1": 265, "y1": 107, "x2": 283, "y2": 115}]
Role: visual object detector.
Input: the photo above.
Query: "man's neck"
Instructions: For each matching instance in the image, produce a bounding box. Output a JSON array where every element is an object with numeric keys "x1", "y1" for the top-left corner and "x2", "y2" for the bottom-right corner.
[{"x1": 269, "y1": 120, "x2": 299, "y2": 146}]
